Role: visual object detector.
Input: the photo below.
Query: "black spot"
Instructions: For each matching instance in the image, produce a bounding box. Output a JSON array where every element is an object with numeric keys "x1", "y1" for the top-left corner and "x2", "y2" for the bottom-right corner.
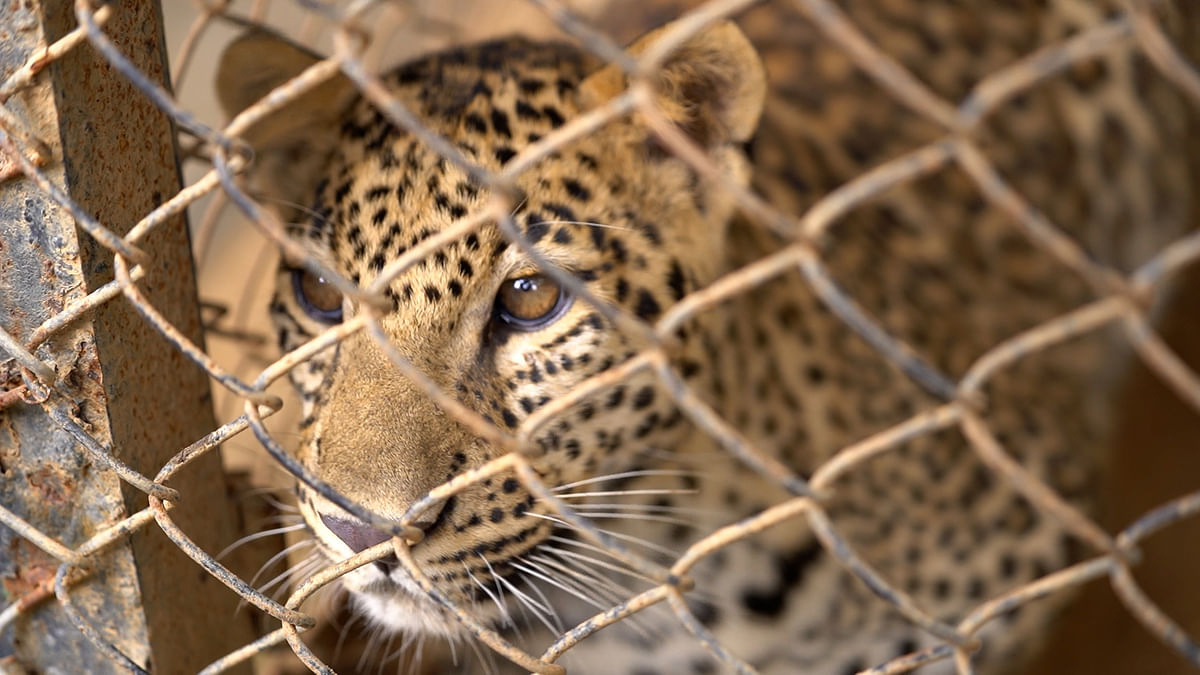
[
  {"x1": 501, "y1": 409, "x2": 519, "y2": 428},
  {"x1": 605, "y1": 386, "x2": 625, "y2": 409},
  {"x1": 490, "y1": 109, "x2": 512, "y2": 138},
  {"x1": 632, "y1": 386, "x2": 655, "y2": 410},
  {"x1": 502, "y1": 478, "x2": 519, "y2": 493},
  {"x1": 542, "y1": 106, "x2": 565, "y2": 127},
  {"x1": 609, "y1": 237, "x2": 628, "y2": 263},
  {"x1": 518, "y1": 78, "x2": 545, "y2": 94},
  {"x1": 525, "y1": 217, "x2": 551, "y2": 243},
  {"x1": 464, "y1": 112, "x2": 488, "y2": 133},
  {"x1": 490, "y1": 508, "x2": 504, "y2": 523},
  {"x1": 1000, "y1": 554, "x2": 1018, "y2": 579},
  {"x1": 690, "y1": 599, "x2": 721, "y2": 627},
  {"x1": 668, "y1": 260, "x2": 686, "y2": 300},
  {"x1": 515, "y1": 100, "x2": 541, "y2": 120},
  {"x1": 553, "y1": 228, "x2": 573, "y2": 244},
  {"x1": 424, "y1": 285, "x2": 441, "y2": 301},
  {"x1": 634, "y1": 413, "x2": 660, "y2": 438},
  {"x1": 740, "y1": 588, "x2": 784, "y2": 617},
  {"x1": 806, "y1": 364, "x2": 826, "y2": 384},
  {"x1": 494, "y1": 147, "x2": 517, "y2": 164},
  {"x1": 635, "y1": 290, "x2": 661, "y2": 320},
  {"x1": 448, "y1": 280, "x2": 463, "y2": 297},
  {"x1": 562, "y1": 178, "x2": 591, "y2": 201},
  {"x1": 543, "y1": 202, "x2": 577, "y2": 222}
]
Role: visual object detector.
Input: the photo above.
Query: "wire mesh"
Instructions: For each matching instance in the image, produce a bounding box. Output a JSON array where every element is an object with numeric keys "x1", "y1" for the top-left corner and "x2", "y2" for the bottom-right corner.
[{"x1": 1, "y1": 0, "x2": 1199, "y2": 673}]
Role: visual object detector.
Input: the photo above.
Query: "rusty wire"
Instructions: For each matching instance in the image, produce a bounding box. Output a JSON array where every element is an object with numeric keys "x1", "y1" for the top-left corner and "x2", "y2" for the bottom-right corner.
[{"x1": 0, "y1": 0, "x2": 1198, "y2": 674}]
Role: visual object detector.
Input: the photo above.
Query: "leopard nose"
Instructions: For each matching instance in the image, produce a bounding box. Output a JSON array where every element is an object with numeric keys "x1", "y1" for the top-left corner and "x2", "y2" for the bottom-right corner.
[
  {"x1": 321, "y1": 515, "x2": 390, "y2": 554},
  {"x1": 319, "y1": 501, "x2": 446, "y2": 554}
]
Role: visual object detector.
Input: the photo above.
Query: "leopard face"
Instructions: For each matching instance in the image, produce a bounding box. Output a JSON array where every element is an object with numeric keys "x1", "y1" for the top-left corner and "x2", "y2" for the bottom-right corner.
[{"x1": 220, "y1": 22, "x2": 765, "y2": 636}]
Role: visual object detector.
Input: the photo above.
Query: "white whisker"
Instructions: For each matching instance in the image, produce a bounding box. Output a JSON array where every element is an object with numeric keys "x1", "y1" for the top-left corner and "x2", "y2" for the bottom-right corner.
[
  {"x1": 556, "y1": 488, "x2": 698, "y2": 499},
  {"x1": 553, "y1": 469, "x2": 698, "y2": 492},
  {"x1": 528, "y1": 219, "x2": 633, "y2": 232},
  {"x1": 216, "y1": 523, "x2": 307, "y2": 560},
  {"x1": 249, "y1": 538, "x2": 316, "y2": 588},
  {"x1": 527, "y1": 512, "x2": 680, "y2": 556},
  {"x1": 570, "y1": 511, "x2": 697, "y2": 527},
  {"x1": 526, "y1": 555, "x2": 656, "y2": 640},
  {"x1": 464, "y1": 560, "x2": 517, "y2": 632},
  {"x1": 571, "y1": 502, "x2": 717, "y2": 516},
  {"x1": 541, "y1": 544, "x2": 654, "y2": 584},
  {"x1": 495, "y1": 564, "x2": 564, "y2": 635},
  {"x1": 508, "y1": 559, "x2": 609, "y2": 614}
]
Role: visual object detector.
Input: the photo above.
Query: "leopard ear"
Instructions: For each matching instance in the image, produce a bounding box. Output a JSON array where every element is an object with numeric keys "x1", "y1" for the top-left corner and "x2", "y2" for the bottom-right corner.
[
  {"x1": 216, "y1": 29, "x2": 357, "y2": 211},
  {"x1": 580, "y1": 20, "x2": 766, "y2": 146}
]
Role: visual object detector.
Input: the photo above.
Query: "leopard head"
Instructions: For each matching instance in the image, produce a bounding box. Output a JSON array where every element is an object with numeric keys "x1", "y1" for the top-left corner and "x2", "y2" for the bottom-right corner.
[{"x1": 217, "y1": 19, "x2": 765, "y2": 635}]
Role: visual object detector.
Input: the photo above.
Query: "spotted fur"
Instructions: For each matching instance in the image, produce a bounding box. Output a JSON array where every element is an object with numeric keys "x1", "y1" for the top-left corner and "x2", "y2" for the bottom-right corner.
[{"x1": 218, "y1": 2, "x2": 1197, "y2": 672}]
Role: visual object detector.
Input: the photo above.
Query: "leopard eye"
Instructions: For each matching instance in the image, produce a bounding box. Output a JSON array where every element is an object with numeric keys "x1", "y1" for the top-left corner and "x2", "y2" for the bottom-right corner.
[
  {"x1": 495, "y1": 274, "x2": 570, "y2": 330},
  {"x1": 291, "y1": 269, "x2": 344, "y2": 323}
]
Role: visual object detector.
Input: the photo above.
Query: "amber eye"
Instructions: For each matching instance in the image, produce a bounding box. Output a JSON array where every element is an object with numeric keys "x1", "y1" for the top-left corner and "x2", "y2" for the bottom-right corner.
[
  {"x1": 495, "y1": 274, "x2": 569, "y2": 330},
  {"x1": 291, "y1": 269, "x2": 344, "y2": 323}
]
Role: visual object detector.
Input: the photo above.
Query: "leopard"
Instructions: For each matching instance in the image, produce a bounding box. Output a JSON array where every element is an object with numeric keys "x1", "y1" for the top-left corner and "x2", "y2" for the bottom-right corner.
[{"x1": 216, "y1": 1, "x2": 1199, "y2": 672}]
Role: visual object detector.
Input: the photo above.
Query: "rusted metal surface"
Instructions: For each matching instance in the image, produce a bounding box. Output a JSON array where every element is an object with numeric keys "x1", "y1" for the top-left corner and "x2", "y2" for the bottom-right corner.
[{"x1": 0, "y1": 1, "x2": 254, "y2": 672}]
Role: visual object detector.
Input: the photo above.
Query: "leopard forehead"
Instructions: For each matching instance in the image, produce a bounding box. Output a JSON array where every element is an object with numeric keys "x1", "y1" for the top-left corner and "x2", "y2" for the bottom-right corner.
[{"x1": 304, "y1": 39, "x2": 711, "y2": 320}]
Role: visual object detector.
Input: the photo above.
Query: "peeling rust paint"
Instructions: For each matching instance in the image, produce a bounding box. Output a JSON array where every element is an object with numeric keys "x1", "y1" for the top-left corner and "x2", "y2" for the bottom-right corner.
[{"x1": 0, "y1": 2, "x2": 254, "y2": 672}]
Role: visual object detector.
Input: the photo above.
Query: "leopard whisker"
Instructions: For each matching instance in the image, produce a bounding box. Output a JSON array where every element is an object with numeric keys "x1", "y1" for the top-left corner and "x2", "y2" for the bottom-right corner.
[
  {"x1": 356, "y1": 620, "x2": 387, "y2": 674},
  {"x1": 514, "y1": 564, "x2": 565, "y2": 634},
  {"x1": 379, "y1": 629, "x2": 419, "y2": 674},
  {"x1": 526, "y1": 512, "x2": 679, "y2": 556},
  {"x1": 215, "y1": 522, "x2": 307, "y2": 560},
  {"x1": 544, "y1": 540, "x2": 724, "y2": 606},
  {"x1": 508, "y1": 559, "x2": 611, "y2": 615},
  {"x1": 526, "y1": 554, "x2": 657, "y2": 640},
  {"x1": 528, "y1": 552, "x2": 638, "y2": 603},
  {"x1": 540, "y1": 543, "x2": 654, "y2": 584},
  {"x1": 334, "y1": 607, "x2": 367, "y2": 665},
  {"x1": 571, "y1": 502, "x2": 720, "y2": 517},
  {"x1": 556, "y1": 488, "x2": 698, "y2": 499},
  {"x1": 528, "y1": 219, "x2": 634, "y2": 232},
  {"x1": 570, "y1": 511, "x2": 698, "y2": 528},
  {"x1": 259, "y1": 551, "x2": 321, "y2": 599},
  {"x1": 463, "y1": 560, "x2": 518, "y2": 633},
  {"x1": 495, "y1": 564, "x2": 564, "y2": 636},
  {"x1": 373, "y1": 629, "x2": 399, "y2": 675},
  {"x1": 248, "y1": 537, "x2": 317, "y2": 588},
  {"x1": 552, "y1": 469, "x2": 700, "y2": 492}
]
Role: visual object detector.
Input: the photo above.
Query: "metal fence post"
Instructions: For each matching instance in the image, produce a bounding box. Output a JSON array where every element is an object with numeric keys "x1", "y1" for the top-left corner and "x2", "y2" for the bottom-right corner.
[{"x1": 0, "y1": 2, "x2": 255, "y2": 672}]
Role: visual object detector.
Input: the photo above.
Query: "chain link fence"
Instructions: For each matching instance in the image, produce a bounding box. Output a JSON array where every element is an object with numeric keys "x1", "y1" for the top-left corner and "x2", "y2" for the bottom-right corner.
[{"x1": 1, "y1": 0, "x2": 1199, "y2": 673}]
